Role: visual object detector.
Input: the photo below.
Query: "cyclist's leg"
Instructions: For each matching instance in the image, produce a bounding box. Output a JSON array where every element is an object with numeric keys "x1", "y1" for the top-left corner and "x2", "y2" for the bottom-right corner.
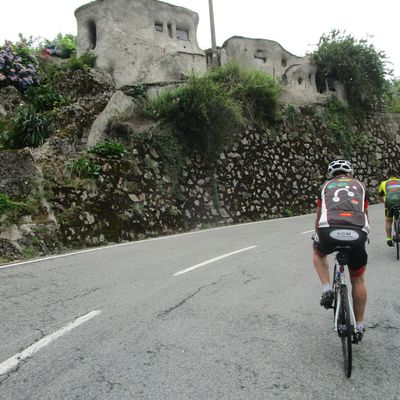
[
  {"x1": 386, "y1": 217, "x2": 393, "y2": 240},
  {"x1": 348, "y1": 239, "x2": 368, "y2": 335},
  {"x1": 313, "y1": 247, "x2": 330, "y2": 285},
  {"x1": 385, "y1": 205, "x2": 394, "y2": 245},
  {"x1": 313, "y1": 230, "x2": 334, "y2": 307},
  {"x1": 349, "y1": 271, "x2": 367, "y2": 324},
  {"x1": 313, "y1": 230, "x2": 334, "y2": 284}
]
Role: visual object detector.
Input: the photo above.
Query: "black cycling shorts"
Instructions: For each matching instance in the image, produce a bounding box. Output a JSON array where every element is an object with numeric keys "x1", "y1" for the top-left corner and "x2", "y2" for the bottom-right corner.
[
  {"x1": 385, "y1": 203, "x2": 400, "y2": 219},
  {"x1": 313, "y1": 227, "x2": 368, "y2": 270}
]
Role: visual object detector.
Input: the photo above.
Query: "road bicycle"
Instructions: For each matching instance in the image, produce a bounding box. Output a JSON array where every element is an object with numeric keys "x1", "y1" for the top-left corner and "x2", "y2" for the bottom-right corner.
[
  {"x1": 332, "y1": 246, "x2": 357, "y2": 378},
  {"x1": 391, "y1": 206, "x2": 400, "y2": 260}
]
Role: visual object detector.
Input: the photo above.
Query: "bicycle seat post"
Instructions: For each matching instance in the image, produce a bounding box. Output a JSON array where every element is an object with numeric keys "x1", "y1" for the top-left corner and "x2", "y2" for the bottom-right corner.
[{"x1": 334, "y1": 246, "x2": 351, "y2": 266}]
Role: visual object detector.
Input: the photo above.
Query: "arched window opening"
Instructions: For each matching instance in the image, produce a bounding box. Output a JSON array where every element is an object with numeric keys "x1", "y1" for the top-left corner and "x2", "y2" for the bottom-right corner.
[{"x1": 88, "y1": 20, "x2": 97, "y2": 49}]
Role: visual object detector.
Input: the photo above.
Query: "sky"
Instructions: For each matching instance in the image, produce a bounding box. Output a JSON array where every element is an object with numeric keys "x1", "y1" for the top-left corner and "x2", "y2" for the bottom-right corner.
[{"x1": 1, "y1": 0, "x2": 398, "y2": 77}]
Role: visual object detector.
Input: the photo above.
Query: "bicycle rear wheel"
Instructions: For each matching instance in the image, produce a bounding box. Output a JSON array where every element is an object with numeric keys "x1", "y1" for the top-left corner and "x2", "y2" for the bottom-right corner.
[
  {"x1": 332, "y1": 264, "x2": 339, "y2": 321},
  {"x1": 338, "y1": 285, "x2": 352, "y2": 377}
]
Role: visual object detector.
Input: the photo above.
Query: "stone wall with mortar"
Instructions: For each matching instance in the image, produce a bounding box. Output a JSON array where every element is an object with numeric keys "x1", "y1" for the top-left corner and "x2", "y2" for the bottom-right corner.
[{"x1": 2, "y1": 107, "x2": 399, "y2": 261}]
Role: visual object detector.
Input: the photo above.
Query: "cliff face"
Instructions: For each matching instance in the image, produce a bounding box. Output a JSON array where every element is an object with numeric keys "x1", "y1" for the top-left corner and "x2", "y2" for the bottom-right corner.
[{"x1": 1, "y1": 78, "x2": 400, "y2": 262}]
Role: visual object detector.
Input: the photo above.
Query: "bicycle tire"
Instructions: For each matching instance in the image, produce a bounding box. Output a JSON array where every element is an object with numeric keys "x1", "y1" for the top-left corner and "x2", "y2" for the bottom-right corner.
[
  {"x1": 332, "y1": 264, "x2": 339, "y2": 321},
  {"x1": 339, "y1": 285, "x2": 352, "y2": 378},
  {"x1": 395, "y1": 218, "x2": 400, "y2": 261}
]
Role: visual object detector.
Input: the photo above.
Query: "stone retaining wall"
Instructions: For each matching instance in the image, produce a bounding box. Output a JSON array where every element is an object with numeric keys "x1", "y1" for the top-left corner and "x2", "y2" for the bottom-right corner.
[{"x1": 1, "y1": 108, "x2": 400, "y2": 260}]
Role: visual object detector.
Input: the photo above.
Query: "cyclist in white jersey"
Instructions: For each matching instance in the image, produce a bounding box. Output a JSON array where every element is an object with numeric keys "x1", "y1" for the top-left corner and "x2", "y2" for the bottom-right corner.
[{"x1": 313, "y1": 159, "x2": 370, "y2": 342}]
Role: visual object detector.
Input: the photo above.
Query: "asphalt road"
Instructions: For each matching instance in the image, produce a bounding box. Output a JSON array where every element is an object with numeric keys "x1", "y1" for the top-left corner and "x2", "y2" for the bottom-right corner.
[{"x1": 0, "y1": 204, "x2": 399, "y2": 399}]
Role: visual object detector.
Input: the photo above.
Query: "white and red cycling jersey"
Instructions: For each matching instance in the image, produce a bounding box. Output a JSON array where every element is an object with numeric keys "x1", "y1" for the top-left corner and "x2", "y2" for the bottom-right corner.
[{"x1": 317, "y1": 174, "x2": 370, "y2": 234}]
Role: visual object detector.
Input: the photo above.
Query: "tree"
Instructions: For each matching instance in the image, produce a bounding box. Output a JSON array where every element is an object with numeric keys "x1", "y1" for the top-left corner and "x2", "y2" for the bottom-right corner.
[
  {"x1": 386, "y1": 79, "x2": 400, "y2": 113},
  {"x1": 311, "y1": 30, "x2": 391, "y2": 112}
]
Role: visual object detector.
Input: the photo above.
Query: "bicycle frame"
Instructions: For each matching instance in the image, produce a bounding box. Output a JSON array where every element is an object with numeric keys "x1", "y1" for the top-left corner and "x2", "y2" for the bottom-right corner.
[{"x1": 333, "y1": 263, "x2": 356, "y2": 333}]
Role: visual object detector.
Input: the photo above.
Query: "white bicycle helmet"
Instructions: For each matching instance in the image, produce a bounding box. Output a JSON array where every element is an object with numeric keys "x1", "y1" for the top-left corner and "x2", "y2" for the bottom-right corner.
[{"x1": 327, "y1": 159, "x2": 353, "y2": 177}]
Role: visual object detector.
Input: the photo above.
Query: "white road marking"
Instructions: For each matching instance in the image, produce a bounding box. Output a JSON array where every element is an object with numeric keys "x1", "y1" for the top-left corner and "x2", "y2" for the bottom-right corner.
[
  {"x1": 297, "y1": 229, "x2": 315, "y2": 236},
  {"x1": 0, "y1": 213, "x2": 314, "y2": 270},
  {"x1": 173, "y1": 246, "x2": 258, "y2": 276},
  {"x1": 0, "y1": 310, "x2": 101, "y2": 376}
]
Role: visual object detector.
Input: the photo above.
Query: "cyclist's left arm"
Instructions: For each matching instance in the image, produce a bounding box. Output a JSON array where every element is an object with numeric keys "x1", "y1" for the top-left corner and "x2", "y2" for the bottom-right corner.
[
  {"x1": 315, "y1": 206, "x2": 321, "y2": 231},
  {"x1": 378, "y1": 181, "x2": 386, "y2": 200}
]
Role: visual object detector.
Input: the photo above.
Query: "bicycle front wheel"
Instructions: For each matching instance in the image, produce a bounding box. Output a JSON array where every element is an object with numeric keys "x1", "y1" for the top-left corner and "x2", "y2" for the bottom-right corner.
[
  {"x1": 338, "y1": 285, "x2": 352, "y2": 378},
  {"x1": 395, "y1": 218, "x2": 400, "y2": 261}
]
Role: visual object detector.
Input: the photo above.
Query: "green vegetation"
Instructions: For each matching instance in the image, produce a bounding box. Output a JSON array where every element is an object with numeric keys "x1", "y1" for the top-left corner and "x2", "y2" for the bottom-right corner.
[
  {"x1": 88, "y1": 140, "x2": 128, "y2": 159},
  {"x1": 22, "y1": 246, "x2": 39, "y2": 259},
  {"x1": 0, "y1": 35, "x2": 97, "y2": 152},
  {"x1": 66, "y1": 158, "x2": 101, "y2": 179},
  {"x1": 207, "y1": 62, "x2": 282, "y2": 124},
  {"x1": 2, "y1": 105, "x2": 54, "y2": 149},
  {"x1": 386, "y1": 79, "x2": 400, "y2": 113},
  {"x1": 148, "y1": 126, "x2": 186, "y2": 194},
  {"x1": 66, "y1": 52, "x2": 96, "y2": 71},
  {"x1": 146, "y1": 75, "x2": 242, "y2": 162},
  {"x1": 0, "y1": 193, "x2": 17, "y2": 214},
  {"x1": 311, "y1": 30, "x2": 390, "y2": 112},
  {"x1": 43, "y1": 33, "x2": 77, "y2": 58},
  {"x1": 0, "y1": 193, "x2": 34, "y2": 223},
  {"x1": 322, "y1": 98, "x2": 355, "y2": 158},
  {"x1": 125, "y1": 83, "x2": 148, "y2": 106},
  {"x1": 25, "y1": 84, "x2": 69, "y2": 112},
  {"x1": 145, "y1": 62, "x2": 281, "y2": 162}
]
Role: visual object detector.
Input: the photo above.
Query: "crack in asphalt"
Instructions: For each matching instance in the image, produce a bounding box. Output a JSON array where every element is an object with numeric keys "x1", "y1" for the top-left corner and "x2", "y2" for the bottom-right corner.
[
  {"x1": 157, "y1": 280, "x2": 221, "y2": 317},
  {"x1": 367, "y1": 322, "x2": 399, "y2": 330},
  {"x1": 44, "y1": 287, "x2": 100, "y2": 307}
]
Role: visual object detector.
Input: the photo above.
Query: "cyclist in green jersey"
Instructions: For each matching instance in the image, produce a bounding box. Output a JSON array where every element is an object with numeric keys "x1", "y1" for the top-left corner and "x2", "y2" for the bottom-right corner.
[{"x1": 378, "y1": 170, "x2": 400, "y2": 247}]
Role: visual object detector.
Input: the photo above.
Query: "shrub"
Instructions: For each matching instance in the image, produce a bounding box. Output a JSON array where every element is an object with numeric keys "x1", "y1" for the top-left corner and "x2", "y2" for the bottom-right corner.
[
  {"x1": 43, "y1": 33, "x2": 77, "y2": 59},
  {"x1": 87, "y1": 140, "x2": 128, "y2": 159},
  {"x1": 66, "y1": 52, "x2": 96, "y2": 71},
  {"x1": 67, "y1": 158, "x2": 101, "y2": 179},
  {"x1": 7, "y1": 105, "x2": 54, "y2": 148},
  {"x1": 37, "y1": 58, "x2": 66, "y2": 85},
  {"x1": 311, "y1": 30, "x2": 390, "y2": 112},
  {"x1": 323, "y1": 97, "x2": 355, "y2": 157},
  {"x1": 0, "y1": 40, "x2": 40, "y2": 90},
  {"x1": 144, "y1": 63, "x2": 282, "y2": 162},
  {"x1": 386, "y1": 79, "x2": 400, "y2": 113},
  {"x1": 207, "y1": 62, "x2": 282, "y2": 123},
  {"x1": 146, "y1": 75, "x2": 243, "y2": 162},
  {"x1": 25, "y1": 84, "x2": 69, "y2": 112}
]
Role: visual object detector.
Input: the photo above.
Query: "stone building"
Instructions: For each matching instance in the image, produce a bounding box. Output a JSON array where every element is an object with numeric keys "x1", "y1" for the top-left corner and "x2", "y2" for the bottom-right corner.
[
  {"x1": 75, "y1": 0, "x2": 206, "y2": 88},
  {"x1": 75, "y1": 0, "x2": 337, "y2": 104},
  {"x1": 218, "y1": 36, "x2": 331, "y2": 105}
]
